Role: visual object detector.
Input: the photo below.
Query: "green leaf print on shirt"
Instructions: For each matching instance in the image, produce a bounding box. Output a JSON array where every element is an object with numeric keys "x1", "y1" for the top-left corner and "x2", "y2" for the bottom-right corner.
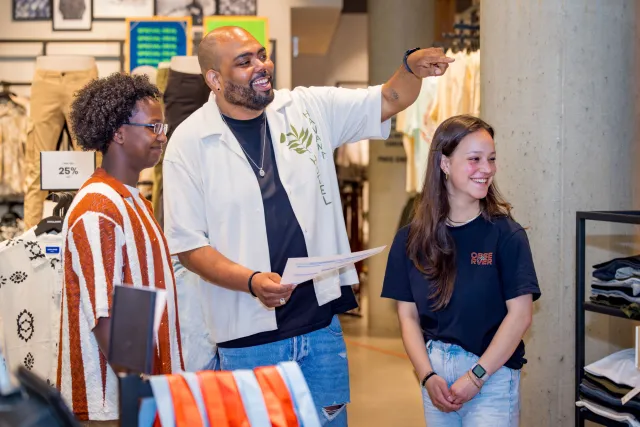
[{"x1": 280, "y1": 111, "x2": 332, "y2": 205}]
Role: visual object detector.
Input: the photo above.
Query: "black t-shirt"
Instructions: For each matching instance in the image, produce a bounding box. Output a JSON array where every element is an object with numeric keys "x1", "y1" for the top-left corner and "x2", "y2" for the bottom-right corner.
[
  {"x1": 381, "y1": 215, "x2": 541, "y2": 370},
  {"x1": 218, "y1": 113, "x2": 357, "y2": 349}
]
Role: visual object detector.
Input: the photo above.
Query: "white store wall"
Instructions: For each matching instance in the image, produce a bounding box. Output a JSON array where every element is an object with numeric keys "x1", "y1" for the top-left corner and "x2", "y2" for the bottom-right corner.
[
  {"x1": 292, "y1": 13, "x2": 368, "y2": 88},
  {"x1": 0, "y1": 0, "x2": 344, "y2": 93}
]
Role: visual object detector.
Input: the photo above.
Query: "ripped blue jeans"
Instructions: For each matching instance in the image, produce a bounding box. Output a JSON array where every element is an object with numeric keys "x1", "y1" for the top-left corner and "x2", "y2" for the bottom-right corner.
[
  {"x1": 423, "y1": 340, "x2": 521, "y2": 427},
  {"x1": 217, "y1": 315, "x2": 349, "y2": 426}
]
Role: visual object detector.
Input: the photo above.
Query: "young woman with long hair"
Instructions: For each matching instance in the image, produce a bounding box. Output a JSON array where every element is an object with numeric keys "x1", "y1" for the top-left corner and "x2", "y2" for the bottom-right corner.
[{"x1": 382, "y1": 115, "x2": 541, "y2": 426}]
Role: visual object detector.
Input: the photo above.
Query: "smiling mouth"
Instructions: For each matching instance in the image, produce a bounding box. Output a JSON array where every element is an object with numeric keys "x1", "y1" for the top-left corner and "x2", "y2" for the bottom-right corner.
[
  {"x1": 252, "y1": 76, "x2": 272, "y2": 91},
  {"x1": 471, "y1": 178, "x2": 489, "y2": 184}
]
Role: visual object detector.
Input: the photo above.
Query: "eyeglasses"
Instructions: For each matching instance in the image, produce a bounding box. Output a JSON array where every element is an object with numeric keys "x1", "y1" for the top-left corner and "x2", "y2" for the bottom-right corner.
[{"x1": 125, "y1": 122, "x2": 169, "y2": 135}]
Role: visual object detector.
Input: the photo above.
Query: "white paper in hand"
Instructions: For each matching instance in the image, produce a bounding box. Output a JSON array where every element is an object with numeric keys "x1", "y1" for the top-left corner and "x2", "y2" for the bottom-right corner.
[{"x1": 281, "y1": 246, "x2": 386, "y2": 285}]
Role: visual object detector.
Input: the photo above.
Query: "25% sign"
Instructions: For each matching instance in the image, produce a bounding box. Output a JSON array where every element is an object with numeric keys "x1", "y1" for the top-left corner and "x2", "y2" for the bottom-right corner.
[{"x1": 58, "y1": 166, "x2": 80, "y2": 176}]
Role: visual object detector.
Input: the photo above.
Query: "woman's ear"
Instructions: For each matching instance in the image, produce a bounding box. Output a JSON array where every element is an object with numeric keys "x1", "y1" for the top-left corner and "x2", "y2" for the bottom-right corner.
[{"x1": 440, "y1": 155, "x2": 451, "y2": 177}]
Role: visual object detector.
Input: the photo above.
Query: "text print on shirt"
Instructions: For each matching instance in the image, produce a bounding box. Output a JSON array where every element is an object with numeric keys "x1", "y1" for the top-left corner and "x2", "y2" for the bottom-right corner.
[
  {"x1": 471, "y1": 252, "x2": 493, "y2": 266},
  {"x1": 280, "y1": 110, "x2": 332, "y2": 206}
]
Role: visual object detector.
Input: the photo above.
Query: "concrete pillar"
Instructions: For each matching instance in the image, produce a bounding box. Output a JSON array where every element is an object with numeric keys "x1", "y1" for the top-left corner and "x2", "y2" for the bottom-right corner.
[
  {"x1": 367, "y1": 0, "x2": 434, "y2": 335},
  {"x1": 481, "y1": 1, "x2": 638, "y2": 425}
]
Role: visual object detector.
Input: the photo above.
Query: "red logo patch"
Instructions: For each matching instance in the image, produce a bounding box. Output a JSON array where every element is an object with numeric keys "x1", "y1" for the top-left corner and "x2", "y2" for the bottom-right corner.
[{"x1": 471, "y1": 252, "x2": 493, "y2": 266}]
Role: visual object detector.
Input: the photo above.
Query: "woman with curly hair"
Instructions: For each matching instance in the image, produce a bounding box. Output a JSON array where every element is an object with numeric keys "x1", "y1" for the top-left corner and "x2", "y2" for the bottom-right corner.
[
  {"x1": 58, "y1": 73, "x2": 183, "y2": 425},
  {"x1": 381, "y1": 115, "x2": 541, "y2": 426}
]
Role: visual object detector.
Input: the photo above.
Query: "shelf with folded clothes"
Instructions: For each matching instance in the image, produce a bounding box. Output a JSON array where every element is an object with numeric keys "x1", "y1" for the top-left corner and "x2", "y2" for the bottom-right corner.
[
  {"x1": 576, "y1": 349, "x2": 640, "y2": 427},
  {"x1": 575, "y1": 211, "x2": 640, "y2": 427},
  {"x1": 579, "y1": 408, "x2": 630, "y2": 427}
]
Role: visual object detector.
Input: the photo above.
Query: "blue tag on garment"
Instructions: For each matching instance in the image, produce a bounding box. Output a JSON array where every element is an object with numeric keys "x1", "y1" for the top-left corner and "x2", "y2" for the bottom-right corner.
[{"x1": 46, "y1": 246, "x2": 60, "y2": 254}]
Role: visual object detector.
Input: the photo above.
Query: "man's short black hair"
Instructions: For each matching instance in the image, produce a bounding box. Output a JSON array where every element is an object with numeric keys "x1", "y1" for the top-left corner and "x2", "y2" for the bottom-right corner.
[{"x1": 70, "y1": 73, "x2": 161, "y2": 154}]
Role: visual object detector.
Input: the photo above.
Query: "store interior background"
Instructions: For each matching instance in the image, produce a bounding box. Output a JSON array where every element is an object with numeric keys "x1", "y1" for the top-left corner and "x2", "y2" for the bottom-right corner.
[{"x1": 2, "y1": 0, "x2": 640, "y2": 425}]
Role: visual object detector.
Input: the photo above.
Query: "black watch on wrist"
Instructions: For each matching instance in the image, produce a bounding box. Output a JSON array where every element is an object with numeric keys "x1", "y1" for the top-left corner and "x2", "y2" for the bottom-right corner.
[
  {"x1": 471, "y1": 363, "x2": 487, "y2": 381},
  {"x1": 403, "y1": 47, "x2": 421, "y2": 75}
]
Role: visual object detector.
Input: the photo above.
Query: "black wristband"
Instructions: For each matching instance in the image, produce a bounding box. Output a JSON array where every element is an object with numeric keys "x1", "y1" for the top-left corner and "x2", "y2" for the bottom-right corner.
[
  {"x1": 248, "y1": 271, "x2": 260, "y2": 298},
  {"x1": 420, "y1": 371, "x2": 437, "y2": 388},
  {"x1": 403, "y1": 47, "x2": 420, "y2": 75}
]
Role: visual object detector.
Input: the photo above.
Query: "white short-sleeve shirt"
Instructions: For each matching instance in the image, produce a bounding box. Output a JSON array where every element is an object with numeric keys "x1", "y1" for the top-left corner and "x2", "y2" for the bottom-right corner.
[{"x1": 163, "y1": 85, "x2": 391, "y2": 343}]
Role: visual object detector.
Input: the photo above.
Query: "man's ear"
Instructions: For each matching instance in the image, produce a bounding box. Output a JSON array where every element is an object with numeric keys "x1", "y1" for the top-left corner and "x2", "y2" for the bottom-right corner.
[
  {"x1": 113, "y1": 128, "x2": 125, "y2": 146},
  {"x1": 206, "y1": 70, "x2": 221, "y2": 91}
]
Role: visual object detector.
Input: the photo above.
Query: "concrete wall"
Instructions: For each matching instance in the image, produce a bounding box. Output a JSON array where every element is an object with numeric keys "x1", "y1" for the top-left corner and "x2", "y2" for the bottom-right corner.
[
  {"x1": 481, "y1": 1, "x2": 639, "y2": 425},
  {"x1": 292, "y1": 13, "x2": 368, "y2": 88},
  {"x1": 367, "y1": 0, "x2": 435, "y2": 336}
]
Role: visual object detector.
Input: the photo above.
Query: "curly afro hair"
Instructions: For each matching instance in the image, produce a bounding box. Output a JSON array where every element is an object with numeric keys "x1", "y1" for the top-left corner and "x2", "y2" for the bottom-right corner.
[{"x1": 70, "y1": 73, "x2": 161, "y2": 154}]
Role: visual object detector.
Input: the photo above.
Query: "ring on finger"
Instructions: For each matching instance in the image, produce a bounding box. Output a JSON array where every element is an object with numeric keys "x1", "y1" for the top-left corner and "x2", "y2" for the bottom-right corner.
[{"x1": 279, "y1": 298, "x2": 286, "y2": 305}]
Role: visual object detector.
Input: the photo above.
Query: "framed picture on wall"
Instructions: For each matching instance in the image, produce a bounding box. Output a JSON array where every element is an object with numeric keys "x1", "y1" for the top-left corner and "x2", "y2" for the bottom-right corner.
[
  {"x1": 13, "y1": 0, "x2": 51, "y2": 20},
  {"x1": 216, "y1": 0, "x2": 255, "y2": 15},
  {"x1": 155, "y1": 0, "x2": 215, "y2": 26},
  {"x1": 52, "y1": 0, "x2": 92, "y2": 30},
  {"x1": 93, "y1": 0, "x2": 154, "y2": 21}
]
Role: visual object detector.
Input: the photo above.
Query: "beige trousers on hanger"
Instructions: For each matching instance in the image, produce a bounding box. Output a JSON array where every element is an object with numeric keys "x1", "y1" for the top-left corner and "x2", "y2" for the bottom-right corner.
[{"x1": 23, "y1": 67, "x2": 99, "y2": 229}]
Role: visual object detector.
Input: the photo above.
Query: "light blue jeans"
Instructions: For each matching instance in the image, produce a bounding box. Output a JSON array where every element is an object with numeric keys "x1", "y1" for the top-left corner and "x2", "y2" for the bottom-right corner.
[
  {"x1": 423, "y1": 340, "x2": 521, "y2": 426},
  {"x1": 217, "y1": 315, "x2": 349, "y2": 426}
]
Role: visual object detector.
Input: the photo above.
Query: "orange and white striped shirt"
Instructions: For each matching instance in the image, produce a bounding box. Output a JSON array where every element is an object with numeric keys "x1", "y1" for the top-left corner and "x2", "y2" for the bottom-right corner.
[{"x1": 58, "y1": 168, "x2": 183, "y2": 421}]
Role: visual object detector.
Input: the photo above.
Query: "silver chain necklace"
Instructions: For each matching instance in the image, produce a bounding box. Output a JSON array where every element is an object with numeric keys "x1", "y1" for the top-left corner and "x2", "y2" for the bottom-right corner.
[
  {"x1": 220, "y1": 113, "x2": 267, "y2": 178},
  {"x1": 446, "y1": 210, "x2": 482, "y2": 227}
]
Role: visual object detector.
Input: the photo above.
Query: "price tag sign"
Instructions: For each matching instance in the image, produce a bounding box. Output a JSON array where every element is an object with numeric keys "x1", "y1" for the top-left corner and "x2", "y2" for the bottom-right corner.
[{"x1": 40, "y1": 151, "x2": 96, "y2": 191}]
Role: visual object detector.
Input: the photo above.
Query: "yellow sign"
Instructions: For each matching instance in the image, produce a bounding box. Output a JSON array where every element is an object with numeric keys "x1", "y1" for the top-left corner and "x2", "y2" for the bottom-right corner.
[{"x1": 203, "y1": 16, "x2": 269, "y2": 48}]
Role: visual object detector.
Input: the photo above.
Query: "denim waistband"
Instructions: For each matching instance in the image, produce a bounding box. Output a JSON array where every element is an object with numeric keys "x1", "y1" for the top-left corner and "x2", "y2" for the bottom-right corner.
[{"x1": 427, "y1": 339, "x2": 469, "y2": 357}]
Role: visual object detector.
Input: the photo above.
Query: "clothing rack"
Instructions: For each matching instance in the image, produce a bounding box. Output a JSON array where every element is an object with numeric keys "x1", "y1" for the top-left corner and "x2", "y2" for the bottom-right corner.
[{"x1": 575, "y1": 210, "x2": 640, "y2": 427}]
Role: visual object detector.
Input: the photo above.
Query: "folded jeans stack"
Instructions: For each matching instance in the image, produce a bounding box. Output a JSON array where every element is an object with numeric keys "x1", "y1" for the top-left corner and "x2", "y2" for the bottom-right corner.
[
  {"x1": 139, "y1": 361, "x2": 321, "y2": 427},
  {"x1": 576, "y1": 348, "x2": 640, "y2": 426},
  {"x1": 590, "y1": 255, "x2": 640, "y2": 317}
]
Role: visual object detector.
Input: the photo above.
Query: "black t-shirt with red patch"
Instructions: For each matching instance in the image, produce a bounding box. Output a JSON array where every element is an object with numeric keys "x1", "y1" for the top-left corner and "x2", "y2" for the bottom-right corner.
[{"x1": 381, "y1": 215, "x2": 541, "y2": 370}]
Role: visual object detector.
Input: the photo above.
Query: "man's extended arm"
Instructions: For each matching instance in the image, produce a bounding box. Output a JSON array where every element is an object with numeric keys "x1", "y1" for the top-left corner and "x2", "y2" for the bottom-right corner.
[{"x1": 381, "y1": 48, "x2": 454, "y2": 122}]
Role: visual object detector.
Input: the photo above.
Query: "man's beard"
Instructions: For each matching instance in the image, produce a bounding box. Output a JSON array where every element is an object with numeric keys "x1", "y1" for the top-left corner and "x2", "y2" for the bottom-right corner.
[{"x1": 224, "y1": 78, "x2": 274, "y2": 111}]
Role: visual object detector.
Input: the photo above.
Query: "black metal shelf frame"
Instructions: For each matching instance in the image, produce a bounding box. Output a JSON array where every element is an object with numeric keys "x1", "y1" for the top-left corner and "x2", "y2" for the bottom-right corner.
[{"x1": 575, "y1": 210, "x2": 640, "y2": 427}]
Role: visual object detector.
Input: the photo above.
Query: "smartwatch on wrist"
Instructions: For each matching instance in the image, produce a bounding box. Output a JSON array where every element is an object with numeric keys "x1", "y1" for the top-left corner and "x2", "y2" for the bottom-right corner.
[
  {"x1": 403, "y1": 47, "x2": 421, "y2": 75},
  {"x1": 470, "y1": 363, "x2": 488, "y2": 382}
]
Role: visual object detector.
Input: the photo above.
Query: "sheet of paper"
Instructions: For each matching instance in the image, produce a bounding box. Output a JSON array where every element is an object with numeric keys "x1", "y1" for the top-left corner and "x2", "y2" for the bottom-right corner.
[{"x1": 281, "y1": 246, "x2": 386, "y2": 285}]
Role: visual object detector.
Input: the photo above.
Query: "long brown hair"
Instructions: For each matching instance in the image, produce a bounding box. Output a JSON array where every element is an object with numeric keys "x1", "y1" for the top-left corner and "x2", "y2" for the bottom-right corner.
[{"x1": 407, "y1": 115, "x2": 512, "y2": 310}]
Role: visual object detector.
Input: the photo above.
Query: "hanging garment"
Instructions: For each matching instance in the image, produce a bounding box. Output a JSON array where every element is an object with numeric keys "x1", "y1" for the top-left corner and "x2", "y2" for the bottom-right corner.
[
  {"x1": 400, "y1": 78, "x2": 438, "y2": 191},
  {"x1": 23, "y1": 66, "x2": 98, "y2": 229},
  {"x1": 152, "y1": 69, "x2": 210, "y2": 228},
  {"x1": 0, "y1": 227, "x2": 63, "y2": 388},
  {"x1": 144, "y1": 361, "x2": 319, "y2": 427},
  {"x1": 0, "y1": 95, "x2": 28, "y2": 197}
]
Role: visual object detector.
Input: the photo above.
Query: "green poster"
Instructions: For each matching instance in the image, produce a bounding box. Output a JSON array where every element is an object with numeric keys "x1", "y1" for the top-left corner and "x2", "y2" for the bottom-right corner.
[{"x1": 203, "y1": 16, "x2": 269, "y2": 47}]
